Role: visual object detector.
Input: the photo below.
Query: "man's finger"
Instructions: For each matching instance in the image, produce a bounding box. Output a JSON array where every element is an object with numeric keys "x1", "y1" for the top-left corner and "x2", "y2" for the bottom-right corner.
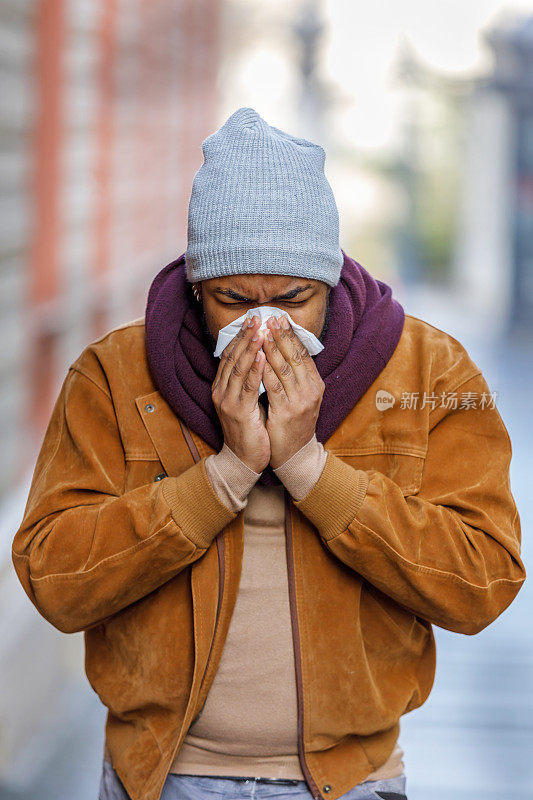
[
  {"x1": 261, "y1": 355, "x2": 287, "y2": 407},
  {"x1": 240, "y1": 348, "x2": 266, "y2": 402},
  {"x1": 216, "y1": 315, "x2": 260, "y2": 394},
  {"x1": 224, "y1": 327, "x2": 265, "y2": 404},
  {"x1": 261, "y1": 319, "x2": 300, "y2": 402},
  {"x1": 270, "y1": 314, "x2": 325, "y2": 391}
]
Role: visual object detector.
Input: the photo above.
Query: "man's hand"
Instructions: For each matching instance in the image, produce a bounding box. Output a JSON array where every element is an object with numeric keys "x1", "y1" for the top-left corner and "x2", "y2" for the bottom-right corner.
[
  {"x1": 211, "y1": 315, "x2": 270, "y2": 473},
  {"x1": 261, "y1": 315, "x2": 325, "y2": 469}
]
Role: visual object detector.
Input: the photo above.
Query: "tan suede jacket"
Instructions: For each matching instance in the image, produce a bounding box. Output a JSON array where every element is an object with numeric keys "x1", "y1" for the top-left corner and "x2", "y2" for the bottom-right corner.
[{"x1": 12, "y1": 314, "x2": 526, "y2": 800}]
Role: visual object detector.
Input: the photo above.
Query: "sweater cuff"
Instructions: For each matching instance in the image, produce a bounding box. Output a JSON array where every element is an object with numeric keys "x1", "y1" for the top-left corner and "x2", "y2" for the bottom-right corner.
[
  {"x1": 273, "y1": 434, "x2": 328, "y2": 500},
  {"x1": 161, "y1": 457, "x2": 238, "y2": 549},
  {"x1": 293, "y1": 451, "x2": 370, "y2": 541},
  {"x1": 205, "y1": 443, "x2": 262, "y2": 513}
]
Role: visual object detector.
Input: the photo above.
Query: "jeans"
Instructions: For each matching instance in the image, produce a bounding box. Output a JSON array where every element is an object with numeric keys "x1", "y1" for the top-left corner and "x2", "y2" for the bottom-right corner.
[{"x1": 98, "y1": 758, "x2": 408, "y2": 800}]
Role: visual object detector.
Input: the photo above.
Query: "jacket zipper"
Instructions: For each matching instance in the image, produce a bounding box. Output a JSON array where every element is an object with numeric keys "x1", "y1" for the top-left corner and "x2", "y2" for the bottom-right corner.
[
  {"x1": 164, "y1": 529, "x2": 224, "y2": 788},
  {"x1": 174, "y1": 416, "x2": 226, "y2": 724},
  {"x1": 174, "y1": 417, "x2": 225, "y2": 728},
  {"x1": 284, "y1": 488, "x2": 324, "y2": 800},
  {"x1": 173, "y1": 420, "x2": 321, "y2": 793},
  {"x1": 190, "y1": 532, "x2": 225, "y2": 726}
]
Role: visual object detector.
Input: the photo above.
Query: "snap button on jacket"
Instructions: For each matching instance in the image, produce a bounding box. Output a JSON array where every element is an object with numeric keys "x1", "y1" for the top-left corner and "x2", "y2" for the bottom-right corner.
[{"x1": 11, "y1": 315, "x2": 526, "y2": 800}]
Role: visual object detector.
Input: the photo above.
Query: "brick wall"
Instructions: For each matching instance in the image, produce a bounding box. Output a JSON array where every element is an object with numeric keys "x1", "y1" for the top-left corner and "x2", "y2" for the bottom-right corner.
[{"x1": 0, "y1": 0, "x2": 223, "y2": 496}]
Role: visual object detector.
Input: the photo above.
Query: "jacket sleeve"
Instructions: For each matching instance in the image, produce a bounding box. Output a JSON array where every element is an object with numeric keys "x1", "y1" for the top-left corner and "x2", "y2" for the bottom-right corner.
[
  {"x1": 292, "y1": 369, "x2": 526, "y2": 635},
  {"x1": 11, "y1": 365, "x2": 237, "y2": 635}
]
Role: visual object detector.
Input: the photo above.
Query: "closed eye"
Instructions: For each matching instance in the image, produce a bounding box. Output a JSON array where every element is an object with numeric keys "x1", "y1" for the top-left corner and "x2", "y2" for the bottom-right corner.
[{"x1": 220, "y1": 299, "x2": 307, "y2": 306}]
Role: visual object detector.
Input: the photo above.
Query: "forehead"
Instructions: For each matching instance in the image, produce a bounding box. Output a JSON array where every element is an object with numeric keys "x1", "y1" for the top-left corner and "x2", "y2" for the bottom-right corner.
[{"x1": 203, "y1": 274, "x2": 321, "y2": 292}]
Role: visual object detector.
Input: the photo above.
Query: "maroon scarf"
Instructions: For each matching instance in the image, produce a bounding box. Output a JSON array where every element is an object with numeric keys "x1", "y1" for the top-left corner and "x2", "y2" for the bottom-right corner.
[{"x1": 145, "y1": 250, "x2": 405, "y2": 486}]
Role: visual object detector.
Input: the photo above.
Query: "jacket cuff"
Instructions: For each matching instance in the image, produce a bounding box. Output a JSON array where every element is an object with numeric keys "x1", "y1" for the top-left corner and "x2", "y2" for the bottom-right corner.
[
  {"x1": 273, "y1": 434, "x2": 328, "y2": 500},
  {"x1": 161, "y1": 457, "x2": 238, "y2": 549},
  {"x1": 293, "y1": 451, "x2": 370, "y2": 541},
  {"x1": 205, "y1": 443, "x2": 262, "y2": 513}
]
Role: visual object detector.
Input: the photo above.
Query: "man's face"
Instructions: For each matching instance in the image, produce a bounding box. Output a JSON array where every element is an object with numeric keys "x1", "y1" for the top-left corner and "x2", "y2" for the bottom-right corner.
[{"x1": 196, "y1": 274, "x2": 331, "y2": 353}]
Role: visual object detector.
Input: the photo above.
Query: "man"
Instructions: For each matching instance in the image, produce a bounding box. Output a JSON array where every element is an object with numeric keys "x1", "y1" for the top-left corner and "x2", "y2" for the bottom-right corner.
[{"x1": 12, "y1": 107, "x2": 525, "y2": 800}]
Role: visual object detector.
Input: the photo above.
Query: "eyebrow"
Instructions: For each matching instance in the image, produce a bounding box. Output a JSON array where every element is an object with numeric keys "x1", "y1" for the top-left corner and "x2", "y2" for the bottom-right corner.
[{"x1": 214, "y1": 284, "x2": 313, "y2": 302}]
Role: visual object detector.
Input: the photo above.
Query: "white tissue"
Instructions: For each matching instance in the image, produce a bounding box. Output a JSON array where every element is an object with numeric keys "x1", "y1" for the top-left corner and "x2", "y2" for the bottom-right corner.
[{"x1": 213, "y1": 306, "x2": 324, "y2": 396}]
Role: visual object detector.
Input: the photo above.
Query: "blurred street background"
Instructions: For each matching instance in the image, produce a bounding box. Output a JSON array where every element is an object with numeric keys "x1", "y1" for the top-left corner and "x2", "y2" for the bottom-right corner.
[{"x1": 1, "y1": 1, "x2": 532, "y2": 798}]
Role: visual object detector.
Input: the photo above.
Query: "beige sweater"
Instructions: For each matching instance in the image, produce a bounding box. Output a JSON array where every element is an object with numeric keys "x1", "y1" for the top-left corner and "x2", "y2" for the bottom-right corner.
[
  {"x1": 166, "y1": 436, "x2": 405, "y2": 781},
  {"x1": 104, "y1": 437, "x2": 404, "y2": 779}
]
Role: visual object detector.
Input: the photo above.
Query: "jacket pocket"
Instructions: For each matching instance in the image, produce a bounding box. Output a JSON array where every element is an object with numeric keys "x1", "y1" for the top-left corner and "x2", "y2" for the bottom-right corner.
[
  {"x1": 328, "y1": 446, "x2": 426, "y2": 497},
  {"x1": 123, "y1": 455, "x2": 168, "y2": 493}
]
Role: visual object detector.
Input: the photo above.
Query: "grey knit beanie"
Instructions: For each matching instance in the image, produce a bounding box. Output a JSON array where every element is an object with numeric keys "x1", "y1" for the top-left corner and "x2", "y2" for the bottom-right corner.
[{"x1": 185, "y1": 106, "x2": 343, "y2": 288}]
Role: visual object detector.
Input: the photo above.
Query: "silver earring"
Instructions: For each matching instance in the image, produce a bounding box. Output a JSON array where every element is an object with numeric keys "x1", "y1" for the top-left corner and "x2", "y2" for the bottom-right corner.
[{"x1": 192, "y1": 284, "x2": 201, "y2": 303}]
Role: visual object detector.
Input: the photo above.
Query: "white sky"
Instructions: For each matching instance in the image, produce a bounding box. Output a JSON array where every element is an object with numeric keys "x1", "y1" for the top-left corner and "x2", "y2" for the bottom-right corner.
[
  {"x1": 324, "y1": 0, "x2": 533, "y2": 152},
  {"x1": 221, "y1": 0, "x2": 533, "y2": 155}
]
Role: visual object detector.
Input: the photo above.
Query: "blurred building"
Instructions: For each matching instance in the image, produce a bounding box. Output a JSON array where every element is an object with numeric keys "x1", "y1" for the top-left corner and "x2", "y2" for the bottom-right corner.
[
  {"x1": 386, "y1": 11, "x2": 533, "y2": 338},
  {"x1": 454, "y1": 12, "x2": 533, "y2": 335},
  {"x1": 3, "y1": 0, "x2": 223, "y2": 490},
  {"x1": 390, "y1": 40, "x2": 467, "y2": 290},
  {"x1": 0, "y1": 0, "x2": 222, "y2": 790}
]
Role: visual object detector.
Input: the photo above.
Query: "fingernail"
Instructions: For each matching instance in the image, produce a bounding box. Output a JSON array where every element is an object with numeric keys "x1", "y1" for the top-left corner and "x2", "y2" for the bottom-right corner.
[
  {"x1": 247, "y1": 317, "x2": 254, "y2": 327},
  {"x1": 272, "y1": 316, "x2": 280, "y2": 329},
  {"x1": 255, "y1": 351, "x2": 262, "y2": 361},
  {"x1": 280, "y1": 316, "x2": 290, "y2": 329},
  {"x1": 267, "y1": 330, "x2": 274, "y2": 341}
]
